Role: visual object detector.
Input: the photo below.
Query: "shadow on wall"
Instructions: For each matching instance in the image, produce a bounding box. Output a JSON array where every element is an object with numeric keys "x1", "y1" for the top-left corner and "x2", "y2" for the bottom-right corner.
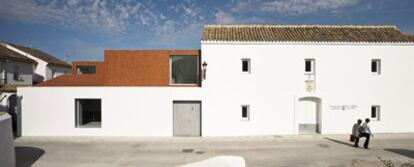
[
  {"x1": 15, "y1": 95, "x2": 23, "y2": 138},
  {"x1": 15, "y1": 146, "x2": 45, "y2": 167},
  {"x1": 33, "y1": 74, "x2": 44, "y2": 84},
  {"x1": 385, "y1": 149, "x2": 414, "y2": 159}
]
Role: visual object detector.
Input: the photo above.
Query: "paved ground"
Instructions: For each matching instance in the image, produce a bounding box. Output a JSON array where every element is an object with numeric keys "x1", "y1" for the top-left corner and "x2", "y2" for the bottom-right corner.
[{"x1": 14, "y1": 133, "x2": 414, "y2": 167}]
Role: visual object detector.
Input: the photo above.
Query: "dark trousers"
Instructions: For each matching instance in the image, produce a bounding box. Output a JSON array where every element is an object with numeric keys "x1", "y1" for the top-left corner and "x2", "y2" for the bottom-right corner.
[{"x1": 355, "y1": 133, "x2": 370, "y2": 148}]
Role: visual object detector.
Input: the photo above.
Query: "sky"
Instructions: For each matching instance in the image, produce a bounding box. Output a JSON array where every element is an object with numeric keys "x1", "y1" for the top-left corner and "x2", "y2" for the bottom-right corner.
[{"x1": 0, "y1": 0, "x2": 414, "y2": 62}]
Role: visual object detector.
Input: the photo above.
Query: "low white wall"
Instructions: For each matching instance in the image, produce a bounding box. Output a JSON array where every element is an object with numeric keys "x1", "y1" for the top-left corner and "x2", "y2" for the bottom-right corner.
[
  {"x1": 18, "y1": 86, "x2": 414, "y2": 136},
  {"x1": 19, "y1": 87, "x2": 203, "y2": 136},
  {"x1": 0, "y1": 113, "x2": 16, "y2": 167}
]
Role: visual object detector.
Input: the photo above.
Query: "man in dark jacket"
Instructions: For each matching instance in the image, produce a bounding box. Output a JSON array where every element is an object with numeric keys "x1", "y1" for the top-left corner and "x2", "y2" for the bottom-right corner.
[{"x1": 352, "y1": 119, "x2": 362, "y2": 147}]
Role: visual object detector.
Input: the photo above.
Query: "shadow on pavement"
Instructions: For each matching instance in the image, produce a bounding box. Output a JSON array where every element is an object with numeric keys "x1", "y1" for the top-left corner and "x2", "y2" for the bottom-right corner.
[
  {"x1": 15, "y1": 146, "x2": 45, "y2": 167},
  {"x1": 384, "y1": 149, "x2": 414, "y2": 159},
  {"x1": 324, "y1": 137, "x2": 354, "y2": 147}
]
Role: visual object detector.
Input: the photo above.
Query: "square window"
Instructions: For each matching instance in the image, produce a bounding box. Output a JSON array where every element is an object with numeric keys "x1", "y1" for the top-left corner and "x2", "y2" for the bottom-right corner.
[
  {"x1": 371, "y1": 59, "x2": 381, "y2": 74},
  {"x1": 242, "y1": 59, "x2": 250, "y2": 73},
  {"x1": 305, "y1": 59, "x2": 315, "y2": 74},
  {"x1": 241, "y1": 105, "x2": 250, "y2": 121},
  {"x1": 77, "y1": 66, "x2": 96, "y2": 74},
  {"x1": 75, "y1": 99, "x2": 102, "y2": 128},
  {"x1": 371, "y1": 105, "x2": 380, "y2": 121},
  {"x1": 170, "y1": 55, "x2": 199, "y2": 84}
]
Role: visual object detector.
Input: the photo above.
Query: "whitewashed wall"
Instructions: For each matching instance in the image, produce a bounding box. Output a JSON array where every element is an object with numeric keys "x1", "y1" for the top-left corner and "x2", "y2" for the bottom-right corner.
[
  {"x1": 18, "y1": 87, "x2": 203, "y2": 136},
  {"x1": 3, "y1": 60, "x2": 33, "y2": 85},
  {"x1": 3, "y1": 44, "x2": 47, "y2": 83},
  {"x1": 46, "y1": 65, "x2": 71, "y2": 79},
  {"x1": 202, "y1": 42, "x2": 414, "y2": 135},
  {"x1": 3, "y1": 43, "x2": 70, "y2": 82},
  {"x1": 18, "y1": 42, "x2": 414, "y2": 136}
]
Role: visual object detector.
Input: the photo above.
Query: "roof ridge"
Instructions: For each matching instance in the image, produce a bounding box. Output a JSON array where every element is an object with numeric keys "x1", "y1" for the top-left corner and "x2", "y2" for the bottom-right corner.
[
  {"x1": 4, "y1": 41, "x2": 71, "y2": 67},
  {"x1": 204, "y1": 24, "x2": 397, "y2": 29}
]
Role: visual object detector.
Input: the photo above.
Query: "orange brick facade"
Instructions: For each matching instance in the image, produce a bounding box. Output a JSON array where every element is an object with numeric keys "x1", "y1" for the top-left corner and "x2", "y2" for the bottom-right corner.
[{"x1": 36, "y1": 50, "x2": 201, "y2": 86}]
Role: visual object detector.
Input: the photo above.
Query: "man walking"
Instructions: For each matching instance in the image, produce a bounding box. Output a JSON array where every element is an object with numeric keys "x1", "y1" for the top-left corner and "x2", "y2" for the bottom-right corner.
[
  {"x1": 352, "y1": 119, "x2": 362, "y2": 147},
  {"x1": 356, "y1": 118, "x2": 373, "y2": 149}
]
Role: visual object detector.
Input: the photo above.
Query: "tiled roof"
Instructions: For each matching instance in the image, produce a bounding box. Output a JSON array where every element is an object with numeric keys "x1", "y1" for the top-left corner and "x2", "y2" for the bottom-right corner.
[
  {"x1": 35, "y1": 74, "x2": 104, "y2": 86},
  {"x1": 7, "y1": 43, "x2": 71, "y2": 68},
  {"x1": 0, "y1": 84, "x2": 31, "y2": 92},
  {"x1": 0, "y1": 45, "x2": 36, "y2": 64},
  {"x1": 202, "y1": 25, "x2": 414, "y2": 43}
]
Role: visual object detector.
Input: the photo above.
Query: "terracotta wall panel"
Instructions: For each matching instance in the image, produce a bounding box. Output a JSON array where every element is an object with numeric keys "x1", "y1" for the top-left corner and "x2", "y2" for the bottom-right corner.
[
  {"x1": 37, "y1": 50, "x2": 200, "y2": 86},
  {"x1": 104, "y1": 50, "x2": 200, "y2": 86}
]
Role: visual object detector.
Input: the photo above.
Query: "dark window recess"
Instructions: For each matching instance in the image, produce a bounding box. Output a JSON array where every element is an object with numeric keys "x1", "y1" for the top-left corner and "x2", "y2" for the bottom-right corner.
[
  {"x1": 305, "y1": 60, "x2": 312, "y2": 72},
  {"x1": 242, "y1": 106, "x2": 248, "y2": 118},
  {"x1": 242, "y1": 60, "x2": 249, "y2": 72},
  {"x1": 171, "y1": 55, "x2": 198, "y2": 84},
  {"x1": 76, "y1": 99, "x2": 101, "y2": 128},
  {"x1": 371, "y1": 61, "x2": 377, "y2": 72},
  {"x1": 13, "y1": 66, "x2": 20, "y2": 80},
  {"x1": 371, "y1": 106, "x2": 377, "y2": 118},
  {"x1": 77, "y1": 66, "x2": 96, "y2": 74}
]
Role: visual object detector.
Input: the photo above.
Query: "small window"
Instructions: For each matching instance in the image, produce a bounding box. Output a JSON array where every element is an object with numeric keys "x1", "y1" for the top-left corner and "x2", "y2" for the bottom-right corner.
[
  {"x1": 371, "y1": 105, "x2": 380, "y2": 121},
  {"x1": 371, "y1": 59, "x2": 381, "y2": 74},
  {"x1": 305, "y1": 59, "x2": 315, "y2": 74},
  {"x1": 170, "y1": 55, "x2": 199, "y2": 84},
  {"x1": 77, "y1": 66, "x2": 96, "y2": 74},
  {"x1": 242, "y1": 59, "x2": 250, "y2": 73},
  {"x1": 13, "y1": 66, "x2": 20, "y2": 80},
  {"x1": 75, "y1": 99, "x2": 101, "y2": 128},
  {"x1": 241, "y1": 105, "x2": 250, "y2": 121}
]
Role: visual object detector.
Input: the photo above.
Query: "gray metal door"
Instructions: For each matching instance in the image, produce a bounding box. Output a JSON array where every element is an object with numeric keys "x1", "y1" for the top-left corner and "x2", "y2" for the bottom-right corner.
[{"x1": 173, "y1": 101, "x2": 201, "y2": 136}]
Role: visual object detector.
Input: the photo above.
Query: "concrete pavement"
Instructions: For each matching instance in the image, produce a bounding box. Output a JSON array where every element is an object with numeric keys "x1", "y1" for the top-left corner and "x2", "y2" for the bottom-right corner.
[{"x1": 14, "y1": 133, "x2": 414, "y2": 167}]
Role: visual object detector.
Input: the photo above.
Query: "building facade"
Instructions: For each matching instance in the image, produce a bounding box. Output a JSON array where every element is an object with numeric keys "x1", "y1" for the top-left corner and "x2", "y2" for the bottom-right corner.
[
  {"x1": 18, "y1": 25, "x2": 414, "y2": 136},
  {"x1": 1, "y1": 42, "x2": 71, "y2": 135},
  {"x1": 1, "y1": 44, "x2": 36, "y2": 134},
  {"x1": 0, "y1": 42, "x2": 71, "y2": 83}
]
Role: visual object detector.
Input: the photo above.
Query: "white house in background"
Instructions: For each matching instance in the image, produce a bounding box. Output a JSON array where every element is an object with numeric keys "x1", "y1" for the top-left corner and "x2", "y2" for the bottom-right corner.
[
  {"x1": 18, "y1": 25, "x2": 414, "y2": 137},
  {"x1": 0, "y1": 42, "x2": 71, "y2": 83},
  {"x1": 0, "y1": 44, "x2": 36, "y2": 134}
]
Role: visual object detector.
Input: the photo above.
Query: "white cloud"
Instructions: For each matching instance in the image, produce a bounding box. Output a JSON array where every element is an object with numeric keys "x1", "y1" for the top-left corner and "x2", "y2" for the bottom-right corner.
[
  {"x1": 0, "y1": 0, "x2": 362, "y2": 47},
  {"x1": 263, "y1": 0, "x2": 360, "y2": 14},
  {"x1": 231, "y1": 0, "x2": 360, "y2": 15},
  {"x1": 214, "y1": 10, "x2": 237, "y2": 24},
  {"x1": 0, "y1": 0, "x2": 151, "y2": 32}
]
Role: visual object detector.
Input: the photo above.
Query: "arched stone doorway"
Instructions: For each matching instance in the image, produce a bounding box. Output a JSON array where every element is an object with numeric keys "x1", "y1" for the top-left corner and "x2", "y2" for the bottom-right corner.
[{"x1": 297, "y1": 97, "x2": 322, "y2": 134}]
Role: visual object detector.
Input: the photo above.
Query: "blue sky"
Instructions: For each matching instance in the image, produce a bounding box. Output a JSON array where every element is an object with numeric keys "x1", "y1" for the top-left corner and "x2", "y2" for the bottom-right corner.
[{"x1": 1, "y1": 0, "x2": 414, "y2": 62}]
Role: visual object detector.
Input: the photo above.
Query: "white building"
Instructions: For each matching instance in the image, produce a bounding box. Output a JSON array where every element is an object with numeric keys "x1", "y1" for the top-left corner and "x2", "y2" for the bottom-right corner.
[
  {"x1": 1, "y1": 41, "x2": 71, "y2": 135},
  {"x1": 0, "y1": 42, "x2": 71, "y2": 83},
  {"x1": 18, "y1": 25, "x2": 414, "y2": 136},
  {"x1": 1, "y1": 44, "x2": 36, "y2": 134}
]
